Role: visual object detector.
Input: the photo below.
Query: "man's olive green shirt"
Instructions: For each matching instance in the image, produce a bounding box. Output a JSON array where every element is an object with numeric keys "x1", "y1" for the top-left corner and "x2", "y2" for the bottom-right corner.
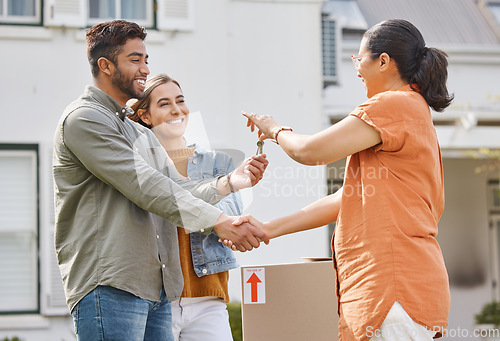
[{"x1": 53, "y1": 85, "x2": 224, "y2": 312}]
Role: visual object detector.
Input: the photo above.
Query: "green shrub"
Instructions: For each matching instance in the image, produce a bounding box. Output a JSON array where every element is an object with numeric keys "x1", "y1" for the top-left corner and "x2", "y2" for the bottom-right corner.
[
  {"x1": 475, "y1": 301, "x2": 500, "y2": 326},
  {"x1": 228, "y1": 301, "x2": 242, "y2": 341}
]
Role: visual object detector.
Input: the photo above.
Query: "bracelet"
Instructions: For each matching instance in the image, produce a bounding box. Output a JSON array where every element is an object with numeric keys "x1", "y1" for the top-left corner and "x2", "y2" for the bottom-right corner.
[
  {"x1": 274, "y1": 126, "x2": 293, "y2": 145},
  {"x1": 227, "y1": 172, "x2": 236, "y2": 193}
]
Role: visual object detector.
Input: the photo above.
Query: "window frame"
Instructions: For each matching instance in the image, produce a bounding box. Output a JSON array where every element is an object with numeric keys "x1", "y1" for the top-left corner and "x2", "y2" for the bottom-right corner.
[
  {"x1": 0, "y1": 0, "x2": 43, "y2": 26},
  {"x1": 87, "y1": 0, "x2": 155, "y2": 28},
  {"x1": 487, "y1": 180, "x2": 500, "y2": 212},
  {"x1": 486, "y1": 0, "x2": 500, "y2": 24},
  {"x1": 0, "y1": 144, "x2": 40, "y2": 315},
  {"x1": 321, "y1": 15, "x2": 339, "y2": 86}
]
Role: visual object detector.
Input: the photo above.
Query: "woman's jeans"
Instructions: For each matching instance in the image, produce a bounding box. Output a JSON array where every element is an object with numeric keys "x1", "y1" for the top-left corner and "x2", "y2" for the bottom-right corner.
[{"x1": 71, "y1": 285, "x2": 174, "y2": 341}]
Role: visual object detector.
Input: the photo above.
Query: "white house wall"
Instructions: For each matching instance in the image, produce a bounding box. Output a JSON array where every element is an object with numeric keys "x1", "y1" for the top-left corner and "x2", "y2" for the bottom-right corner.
[
  {"x1": 0, "y1": 0, "x2": 325, "y2": 339},
  {"x1": 441, "y1": 158, "x2": 493, "y2": 340}
]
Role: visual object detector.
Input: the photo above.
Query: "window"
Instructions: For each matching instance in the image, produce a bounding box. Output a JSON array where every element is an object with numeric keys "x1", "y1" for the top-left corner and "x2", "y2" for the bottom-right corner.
[
  {"x1": 0, "y1": 0, "x2": 41, "y2": 25},
  {"x1": 88, "y1": 0, "x2": 154, "y2": 28},
  {"x1": 321, "y1": 16, "x2": 338, "y2": 86},
  {"x1": 0, "y1": 145, "x2": 39, "y2": 313},
  {"x1": 11, "y1": 0, "x2": 194, "y2": 31},
  {"x1": 85, "y1": 0, "x2": 195, "y2": 31},
  {"x1": 486, "y1": 1, "x2": 500, "y2": 26},
  {"x1": 321, "y1": 0, "x2": 369, "y2": 86},
  {"x1": 488, "y1": 181, "x2": 500, "y2": 212}
]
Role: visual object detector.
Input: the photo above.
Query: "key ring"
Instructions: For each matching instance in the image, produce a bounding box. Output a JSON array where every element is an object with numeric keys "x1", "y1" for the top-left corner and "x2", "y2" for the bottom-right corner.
[{"x1": 256, "y1": 140, "x2": 264, "y2": 155}]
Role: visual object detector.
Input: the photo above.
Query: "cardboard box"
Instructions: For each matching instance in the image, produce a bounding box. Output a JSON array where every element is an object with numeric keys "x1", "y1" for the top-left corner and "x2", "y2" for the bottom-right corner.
[{"x1": 241, "y1": 259, "x2": 339, "y2": 341}]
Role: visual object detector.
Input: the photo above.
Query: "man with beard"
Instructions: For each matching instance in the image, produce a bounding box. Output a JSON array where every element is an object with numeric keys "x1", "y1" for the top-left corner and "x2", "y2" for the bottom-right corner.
[{"x1": 53, "y1": 20, "x2": 269, "y2": 340}]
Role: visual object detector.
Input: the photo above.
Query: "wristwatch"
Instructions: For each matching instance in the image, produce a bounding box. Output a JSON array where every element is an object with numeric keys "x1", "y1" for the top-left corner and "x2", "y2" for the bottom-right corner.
[{"x1": 274, "y1": 126, "x2": 293, "y2": 144}]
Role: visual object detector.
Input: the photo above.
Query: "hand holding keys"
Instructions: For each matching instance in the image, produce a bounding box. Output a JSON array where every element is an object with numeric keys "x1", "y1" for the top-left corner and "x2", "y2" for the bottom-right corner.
[{"x1": 256, "y1": 140, "x2": 264, "y2": 155}]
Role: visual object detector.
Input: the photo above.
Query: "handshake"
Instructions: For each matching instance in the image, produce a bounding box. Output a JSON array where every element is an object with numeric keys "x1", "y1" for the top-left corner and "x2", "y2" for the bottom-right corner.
[
  {"x1": 213, "y1": 213, "x2": 268, "y2": 252},
  {"x1": 212, "y1": 153, "x2": 270, "y2": 252}
]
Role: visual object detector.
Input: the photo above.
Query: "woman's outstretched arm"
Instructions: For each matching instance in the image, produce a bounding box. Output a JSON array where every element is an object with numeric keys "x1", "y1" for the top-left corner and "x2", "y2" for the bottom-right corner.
[
  {"x1": 262, "y1": 187, "x2": 342, "y2": 239},
  {"x1": 243, "y1": 112, "x2": 381, "y2": 166},
  {"x1": 227, "y1": 188, "x2": 342, "y2": 250}
]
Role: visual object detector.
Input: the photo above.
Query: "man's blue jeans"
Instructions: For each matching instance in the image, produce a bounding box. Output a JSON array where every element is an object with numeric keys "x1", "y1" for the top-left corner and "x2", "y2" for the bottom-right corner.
[{"x1": 71, "y1": 285, "x2": 174, "y2": 341}]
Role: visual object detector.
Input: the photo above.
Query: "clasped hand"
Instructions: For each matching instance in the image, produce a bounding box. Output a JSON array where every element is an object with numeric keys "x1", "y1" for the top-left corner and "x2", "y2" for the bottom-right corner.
[{"x1": 213, "y1": 214, "x2": 269, "y2": 252}]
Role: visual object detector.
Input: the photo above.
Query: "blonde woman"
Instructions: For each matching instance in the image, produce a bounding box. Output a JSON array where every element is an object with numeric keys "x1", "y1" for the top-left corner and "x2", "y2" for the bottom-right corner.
[{"x1": 129, "y1": 74, "x2": 242, "y2": 341}]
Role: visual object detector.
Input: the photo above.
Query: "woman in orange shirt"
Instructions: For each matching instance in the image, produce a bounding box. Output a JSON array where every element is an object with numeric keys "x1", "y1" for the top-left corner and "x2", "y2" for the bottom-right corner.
[{"x1": 234, "y1": 19, "x2": 453, "y2": 340}]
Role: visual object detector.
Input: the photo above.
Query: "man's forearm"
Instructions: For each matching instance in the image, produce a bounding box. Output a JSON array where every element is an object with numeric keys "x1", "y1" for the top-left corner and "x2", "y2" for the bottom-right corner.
[{"x1": 63, "y1": 110, "x2": 223, "y2": 232}]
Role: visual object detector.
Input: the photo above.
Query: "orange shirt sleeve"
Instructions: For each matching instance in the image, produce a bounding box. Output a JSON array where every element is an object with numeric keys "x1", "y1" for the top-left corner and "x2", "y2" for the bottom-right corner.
[{"x1": 350, "y1": 91, "x2": 410, "y2": 153}]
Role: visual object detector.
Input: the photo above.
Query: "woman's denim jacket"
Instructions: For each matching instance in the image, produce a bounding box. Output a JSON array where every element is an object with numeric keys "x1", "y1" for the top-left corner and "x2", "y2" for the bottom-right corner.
[{"x1": 186, "y1": 144, "x2": 242, "y2": 276}]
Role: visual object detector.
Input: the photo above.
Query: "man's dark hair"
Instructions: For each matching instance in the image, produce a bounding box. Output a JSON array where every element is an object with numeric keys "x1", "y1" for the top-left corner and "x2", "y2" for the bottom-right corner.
[{"x1": 86, "y1": 20, "x2": 147, "y2": 78}]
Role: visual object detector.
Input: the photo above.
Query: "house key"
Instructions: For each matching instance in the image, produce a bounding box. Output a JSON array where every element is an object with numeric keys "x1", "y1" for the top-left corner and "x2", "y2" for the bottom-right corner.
[{"x1": 256, "y1": 140, "x2": 264, "y2": 155}]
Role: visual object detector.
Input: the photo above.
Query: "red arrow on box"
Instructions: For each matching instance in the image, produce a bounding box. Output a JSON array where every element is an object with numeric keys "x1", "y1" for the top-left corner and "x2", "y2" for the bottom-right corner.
[{"x1": 246, "y1": 273, "x2": 262, "y2": 302}]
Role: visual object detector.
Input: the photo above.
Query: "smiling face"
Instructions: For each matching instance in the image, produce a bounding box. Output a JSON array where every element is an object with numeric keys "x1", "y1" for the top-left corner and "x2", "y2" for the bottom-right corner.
[
  {"x1": 355, "y1": 37, "x2": 405, "y2": 99},
  {"x1": 110, "y1": 37, "x2": 149, "y2": 101},
  {"x1": 141, "y1": 81, "x2": 189, "y2": 140},
  {"x1": 355, "y1": 37, "x2": 383, "y2": 98}
]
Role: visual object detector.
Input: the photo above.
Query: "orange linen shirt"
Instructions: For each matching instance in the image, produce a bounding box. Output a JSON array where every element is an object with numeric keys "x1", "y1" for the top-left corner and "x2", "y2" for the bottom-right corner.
[{"x1": 333, "y1": 85, "x2": 450, "y2": 340}]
